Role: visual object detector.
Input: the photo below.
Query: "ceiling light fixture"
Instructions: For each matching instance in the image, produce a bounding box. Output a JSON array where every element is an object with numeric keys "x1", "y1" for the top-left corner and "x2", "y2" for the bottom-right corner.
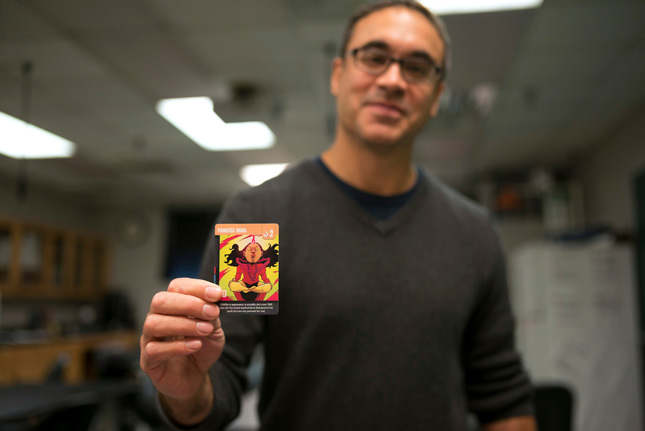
[
  {"x1": 240, "y1": 163, "x2": 289, "y2": 187},
  {"x1": 0, "y1": 110, "x2": 76, "y2": 159},
  {"x1": 419, "y1": 0, "x2": 542, "y2": 15},
  {"x1": 156, "y1": 97, "x2": 276, "y2": 151}
]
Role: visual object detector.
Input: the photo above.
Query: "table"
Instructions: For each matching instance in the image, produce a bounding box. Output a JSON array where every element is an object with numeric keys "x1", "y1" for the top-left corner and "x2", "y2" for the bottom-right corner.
[{"x1": 0, "y1": 380, "x2": 139, "y2": 429}]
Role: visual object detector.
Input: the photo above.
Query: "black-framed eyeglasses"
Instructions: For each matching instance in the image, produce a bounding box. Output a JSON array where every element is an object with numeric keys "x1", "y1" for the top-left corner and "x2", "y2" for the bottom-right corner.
[{"x1": 348, "y1": 46, "x2": 443, "y2": 84}]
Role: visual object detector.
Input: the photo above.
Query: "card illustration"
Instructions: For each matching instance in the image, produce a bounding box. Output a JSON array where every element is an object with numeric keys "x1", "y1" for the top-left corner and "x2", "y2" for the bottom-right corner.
[{"x1": 215, "y1": 223, "x2": 279, "y2": 315}]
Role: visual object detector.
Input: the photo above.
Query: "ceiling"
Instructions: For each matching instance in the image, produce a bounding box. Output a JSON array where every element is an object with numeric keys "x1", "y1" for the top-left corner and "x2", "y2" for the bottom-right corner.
[{"x1": 0, "y1": 0, "x2": 643, "y2": 207}]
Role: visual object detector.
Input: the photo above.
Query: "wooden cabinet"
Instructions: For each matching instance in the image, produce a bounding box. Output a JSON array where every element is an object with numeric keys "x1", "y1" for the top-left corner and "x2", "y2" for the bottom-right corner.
[
  {"x1": 0, "y1": 331, "x2": 138, "y2": 386},
  {"x1": 0, "y1": 221, "x2": 13, "y2": 291},
  {"x1": 0, "y1": 218, "x2": 109, "y2": 300}
]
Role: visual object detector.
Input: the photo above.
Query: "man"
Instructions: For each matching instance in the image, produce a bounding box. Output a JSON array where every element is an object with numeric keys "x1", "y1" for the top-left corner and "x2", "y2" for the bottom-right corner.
[{"x1": 140, "y1": 2, "x2": 536, "y2": 430}]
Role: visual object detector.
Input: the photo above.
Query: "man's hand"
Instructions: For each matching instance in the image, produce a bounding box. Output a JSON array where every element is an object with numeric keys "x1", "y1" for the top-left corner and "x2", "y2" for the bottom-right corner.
[{"x1": 140, "y1": 278, "x2": 225, "y2": 426}]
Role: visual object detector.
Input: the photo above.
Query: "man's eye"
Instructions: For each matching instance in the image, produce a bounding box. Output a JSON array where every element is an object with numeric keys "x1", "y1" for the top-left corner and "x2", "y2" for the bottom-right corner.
[
  {"x1": 404, "y1": 62, "x2": 431, "y2": 76},
  {"x1": 363, "y1": 53, "x2": 387, "y2": 65}
]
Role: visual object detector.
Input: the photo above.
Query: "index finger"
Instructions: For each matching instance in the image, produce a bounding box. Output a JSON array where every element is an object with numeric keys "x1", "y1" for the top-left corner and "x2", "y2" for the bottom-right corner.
[{"x1": 168, "y1": 278, "x2": 223, "y2": 303}]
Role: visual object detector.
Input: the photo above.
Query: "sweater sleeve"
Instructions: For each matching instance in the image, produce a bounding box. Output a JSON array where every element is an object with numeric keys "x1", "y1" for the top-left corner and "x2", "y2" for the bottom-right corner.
[
  {"x1": 461, "y1": 221, "x2": 535, "y2": 425},
  {"x1": 157, "y1": 193, "x2": 266, "y2": 431}
]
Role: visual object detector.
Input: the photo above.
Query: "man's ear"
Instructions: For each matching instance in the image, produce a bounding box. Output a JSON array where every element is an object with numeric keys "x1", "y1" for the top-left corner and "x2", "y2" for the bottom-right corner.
[
  {"x1": 428, "y1": 80, "x2": 446, "y2": 118},
  {"x1": 330, "y1": 57, "x2": 344, "y2": 97}
]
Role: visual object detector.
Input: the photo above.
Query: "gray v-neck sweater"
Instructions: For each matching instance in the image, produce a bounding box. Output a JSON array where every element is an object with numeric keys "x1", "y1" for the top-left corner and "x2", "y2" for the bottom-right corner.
[{"x1": 188, "y1": 159, "x2": 533, "y2": 430}]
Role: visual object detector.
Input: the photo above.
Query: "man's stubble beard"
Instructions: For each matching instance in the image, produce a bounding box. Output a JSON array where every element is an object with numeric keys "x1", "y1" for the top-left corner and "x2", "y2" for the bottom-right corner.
[{"x1": 342, "y1": 114, "x2": 424, "y2": 156}]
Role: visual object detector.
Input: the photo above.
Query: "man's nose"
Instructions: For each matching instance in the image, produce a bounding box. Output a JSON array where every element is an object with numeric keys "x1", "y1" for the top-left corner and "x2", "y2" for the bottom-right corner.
[{"x1": 376, "y1": 61, "x2": 407, "y2": 89}]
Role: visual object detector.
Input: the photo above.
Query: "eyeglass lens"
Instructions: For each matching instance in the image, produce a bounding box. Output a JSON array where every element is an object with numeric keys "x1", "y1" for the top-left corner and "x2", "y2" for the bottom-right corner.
[{"x1": 354, "y1": 48, "x2": 437, "y2": 83}]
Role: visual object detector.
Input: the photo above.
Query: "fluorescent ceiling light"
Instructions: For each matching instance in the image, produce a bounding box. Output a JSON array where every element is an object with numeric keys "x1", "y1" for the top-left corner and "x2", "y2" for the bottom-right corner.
[
  {"x1": 156, "y1": 97, "x2": 275, "y2": 151},
  {"x1": 0, "y1": 111, "x2": 76, "y2": 159},
  {"x1": 419, "y1": 0, "x2": 542, "y2": 15},
  {"x1": 221, "y1": 122, "x2": 276, "y2": 150},
  {"x1": 240, "y1": 163, "x2": 288, "y2": 187}
]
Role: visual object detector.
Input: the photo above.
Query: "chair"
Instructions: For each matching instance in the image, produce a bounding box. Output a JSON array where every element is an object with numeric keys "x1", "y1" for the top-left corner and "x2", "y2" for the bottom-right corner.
[{"x1": 44, "y1": 353, "x2": 70, "y2": 383}]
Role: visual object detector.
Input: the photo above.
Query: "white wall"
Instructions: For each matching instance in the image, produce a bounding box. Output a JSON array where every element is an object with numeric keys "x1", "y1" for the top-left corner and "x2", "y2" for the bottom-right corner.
[
  {"x1": 95, "y1": 207, "x2": 170, "y2": 330},
  {"x1": 0, "y1": 178, "x2": 95, "y2": 230},
  {"x1": 575, "y1": 109, "x2": 645, "y2": 233}
]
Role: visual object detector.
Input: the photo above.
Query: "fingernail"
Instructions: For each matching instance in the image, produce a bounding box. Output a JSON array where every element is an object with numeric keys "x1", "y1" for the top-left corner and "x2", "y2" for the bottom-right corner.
[
  {"x1": 203, "y1": 304, "x2": 218, "y2": 319},
  {"x1": 205, "y1": 286, "x2": 221, "y2": 301},
  {"x1": 196, "y1": 322, "x2": 213, "y2": 334},
  {"x1": 186, "y1": 340, "x2": 201, "y2": 350}
]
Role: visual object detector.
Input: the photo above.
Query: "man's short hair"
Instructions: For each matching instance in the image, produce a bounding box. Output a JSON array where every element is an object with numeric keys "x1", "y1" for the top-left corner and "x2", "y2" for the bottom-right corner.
[{"x1": 339, "y1": 0, "x2": 452, "y2": 81}]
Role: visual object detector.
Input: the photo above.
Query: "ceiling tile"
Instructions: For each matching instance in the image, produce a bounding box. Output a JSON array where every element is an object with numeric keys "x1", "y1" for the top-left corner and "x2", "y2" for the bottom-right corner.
[
  {"x1": 0, "y1": 77, "x2": 21, "y2": 108},
  {"x1": 488, "y1": 113, "x2": 567, "y2": 139},
  {"x1": 184, "y1": 28, "x2": 310, "y2": 93},
  {"x1": 36, "y1": 75, "x2": 150, "y2": 107},
  {"x1": 0, "y1": 38, "x2": 108, "y2": 80},
  {"x1": 283, "y1": 0, "x2": 364, "y2": 22},
  {"x1": 91, "y1": 35, "x2": 213, "y2": 99},
  {"x1": 510, "y1": 47, "x2": 623, "y2": 83},
  {"x1": 145, "y1": 0, "x2": 291, "y2": 28},
  {"x1": 443, "y1": 10, "x2": 535, "y2": 90},
  {"x1": 526, "y1": 2, "x2": 645, "y2": 48},
  {"x1": 0, "y1": 0, "x2": 60, "y2": 39},
  {"x1": 29, "y1": 0, "x2": 157, "y2": 31},
  {"x1": 497, "y1": 79, "x2": 593, "y2": 114}
]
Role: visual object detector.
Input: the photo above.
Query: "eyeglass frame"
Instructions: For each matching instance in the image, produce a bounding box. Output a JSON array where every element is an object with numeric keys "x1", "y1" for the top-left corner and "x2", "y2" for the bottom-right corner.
[{"x1": 346, "y1": 46, "x2": 444, "y2": 84}]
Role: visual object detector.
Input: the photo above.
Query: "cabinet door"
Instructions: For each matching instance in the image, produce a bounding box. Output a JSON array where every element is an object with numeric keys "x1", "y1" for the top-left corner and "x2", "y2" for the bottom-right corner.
[
  {"x1": 79, "y1": 237, "x2": 92, "y2": 296},
  {"x1": 70, "y1": 234, "x2": 84, "y2": 296},
  {"x1": 0, "y1": 221, "x2": 14, "y2": 294},
  {"x1": 43, "y1": 231, "x2": 68, "y2": 297},
  {"x1": 16, "y1": 225, "x2": 46, "y2": 297},
  {"x1": 72, "y1": 235, "x2": 105, "y2": 298},
  {"x1": 0, "y1": 221, "x2": 110, "y2": 299}
]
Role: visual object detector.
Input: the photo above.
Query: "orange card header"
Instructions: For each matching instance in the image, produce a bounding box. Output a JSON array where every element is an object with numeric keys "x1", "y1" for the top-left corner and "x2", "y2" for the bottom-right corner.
[{"x1": 215, "y1": 223, "x2": 279, "y2": 240}]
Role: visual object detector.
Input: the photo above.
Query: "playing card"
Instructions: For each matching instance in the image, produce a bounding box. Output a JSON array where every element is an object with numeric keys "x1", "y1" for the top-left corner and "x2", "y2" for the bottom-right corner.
[{"x1": 214, "y1": 223, "x2": 279, "y2": 315}]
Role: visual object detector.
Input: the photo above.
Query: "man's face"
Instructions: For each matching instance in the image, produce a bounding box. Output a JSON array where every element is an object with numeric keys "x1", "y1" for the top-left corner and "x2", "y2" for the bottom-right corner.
[
  {"x1": 331, "y1": 7, "x2": 445, "y2": 148},
  {"x1": 244, "y1": 243, "x2": 262, "y2": 263}
]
